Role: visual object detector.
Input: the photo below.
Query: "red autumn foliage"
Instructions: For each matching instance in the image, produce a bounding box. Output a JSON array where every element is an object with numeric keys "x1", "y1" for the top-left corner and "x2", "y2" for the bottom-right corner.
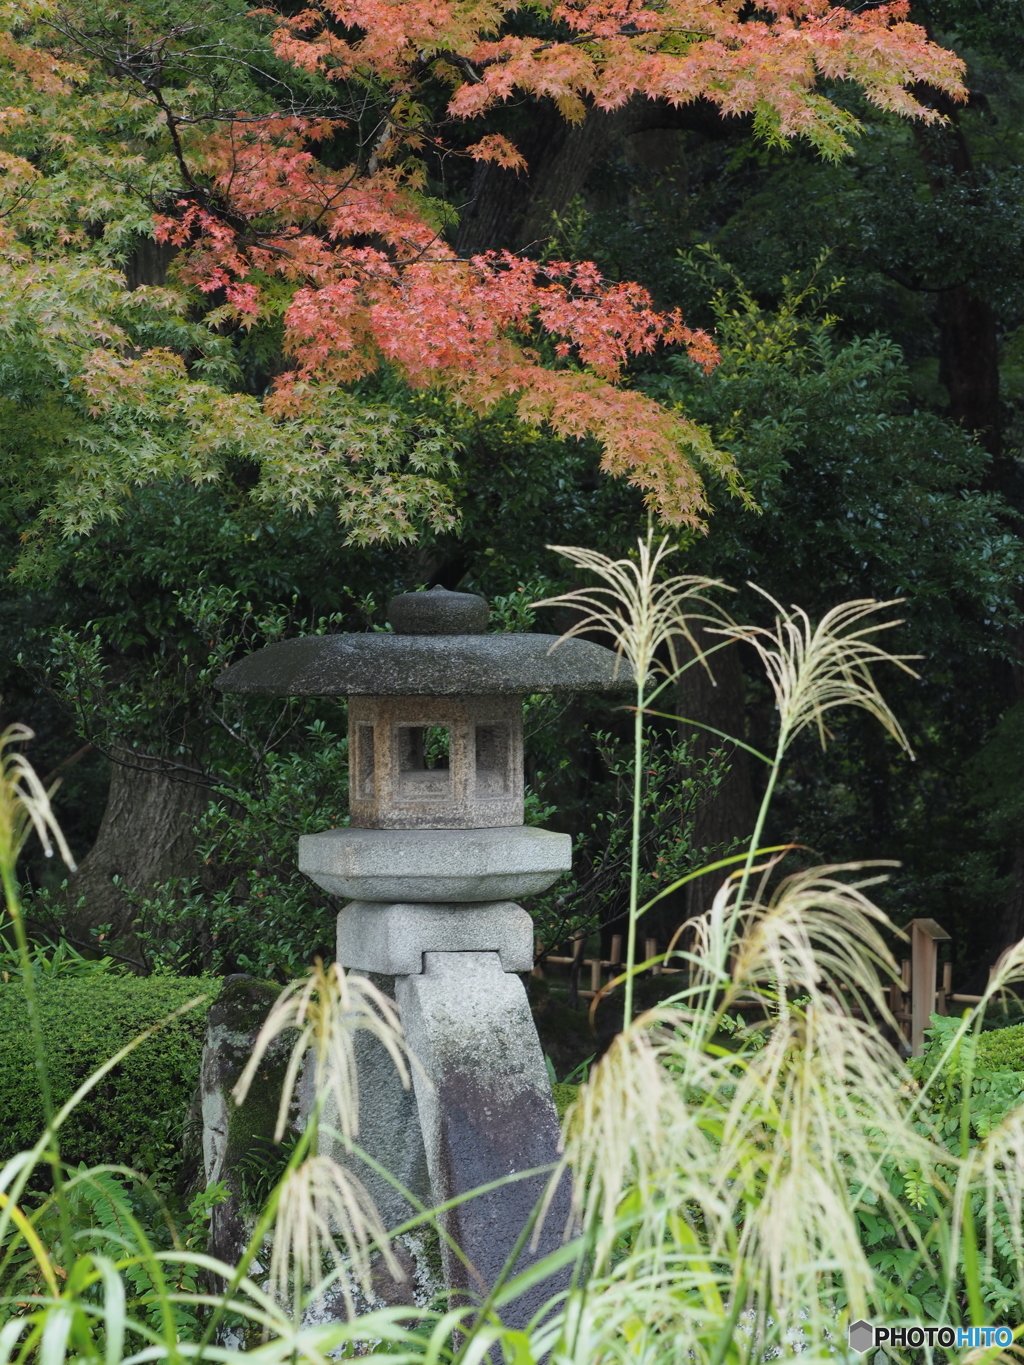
[{"x1": 155, "y1": 0, "x2": 965, "y2": 526}]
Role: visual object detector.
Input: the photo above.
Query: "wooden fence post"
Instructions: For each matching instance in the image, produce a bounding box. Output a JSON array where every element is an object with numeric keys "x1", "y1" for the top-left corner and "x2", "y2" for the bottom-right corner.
[
  {"x1": 645, "y1": 936, "x2": 660, "y2": 976},
  {"x1": 910, "y1": 918, "x2": 952, "y2": 1056},
  {"x1": 938, "y1": 962, "x2": 952, "y2": 1016},
  {"x1": 610, "y1": 935, "x2": 623, "y2": 972},
  {"x1": 567, "y1": 930, "x2": 585, "y2": 1009}
]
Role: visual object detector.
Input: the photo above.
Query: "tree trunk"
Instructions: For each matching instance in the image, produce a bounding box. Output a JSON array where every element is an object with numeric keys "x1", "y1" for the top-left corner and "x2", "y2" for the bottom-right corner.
[
  {"x1": 911, "y1": 98, "x2": 1001, "y2": 458},
  {"x1": 66, "y1": 756, "x2": 212, "y2": 944},
  {"x1": 676, "y1": 636, "x2": 758, "y2": 916},
  {"x1": 457, "y1": 103, "x2": 645, "y2": 256},
  {"x1": 939, "y1": 285, "x2": 1001, "y2": 458},
  {"x1": 456, "y1": 100, "x2": 575, "y2": 255},
  {"x1": 997, "y1": 842, "x2": 1024, "y2": 952},
  {"x1": 124, "y1": 236, "x2": 177, "y2": 289},
  {"x1": 455, "y1": 96, "x2": 747, "y2": 256}
]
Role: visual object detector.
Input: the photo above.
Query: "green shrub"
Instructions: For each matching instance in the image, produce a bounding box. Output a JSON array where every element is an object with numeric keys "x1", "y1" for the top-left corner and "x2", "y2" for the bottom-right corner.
[
  {"x1": 975, "y1": 1020, "x2": 1024, "y2": 1071},
  {"x1": 883, "y1": 1015, "x2": 1024, "y2": 1319},
  {"x1": 912, "y1": 1014, "x2": 1024, "y2": 1145},
  {"x1": 917, "y1": 1014, "x2": 1024, "y2": 1086},
  {"x1": 0, "y1": 974, "x2": 215, "y2": 1181}
]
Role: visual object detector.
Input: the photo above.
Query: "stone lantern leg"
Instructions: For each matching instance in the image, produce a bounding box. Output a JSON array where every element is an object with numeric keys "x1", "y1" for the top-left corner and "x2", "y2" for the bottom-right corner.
[{"x1": 215, "y1": 585, "x2": 632, "y2": 1325}]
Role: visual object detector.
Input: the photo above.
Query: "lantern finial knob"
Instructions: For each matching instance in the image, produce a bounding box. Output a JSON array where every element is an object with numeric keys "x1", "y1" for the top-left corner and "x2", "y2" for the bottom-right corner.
[{"x1": 387, "y1": 584, "x2": 489, "y2": 636}]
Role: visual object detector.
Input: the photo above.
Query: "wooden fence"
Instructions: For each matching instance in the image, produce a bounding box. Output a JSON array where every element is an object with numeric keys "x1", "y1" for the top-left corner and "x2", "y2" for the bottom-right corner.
[
  {"x1": 533, "y1": 930, "x2": 685, "y2": 1005},
  {"x1": 892, "y1": 917, "x2": 988, "y2": 1054},
  {"x1": 535, "y1": 916, "x2": 994, "y2": 1055}
]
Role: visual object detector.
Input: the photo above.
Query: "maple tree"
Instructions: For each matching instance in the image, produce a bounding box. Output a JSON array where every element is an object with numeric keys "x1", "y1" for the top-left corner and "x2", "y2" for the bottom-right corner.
[{"x1": 0, "y1": 0, "x2": 965, "y2": 571}]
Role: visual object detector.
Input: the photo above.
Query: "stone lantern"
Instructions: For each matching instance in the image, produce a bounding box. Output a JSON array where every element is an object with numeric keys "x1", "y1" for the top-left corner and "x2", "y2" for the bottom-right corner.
[{"x1": 215, "y1": 585, "x2": 630, "y2": 1321}]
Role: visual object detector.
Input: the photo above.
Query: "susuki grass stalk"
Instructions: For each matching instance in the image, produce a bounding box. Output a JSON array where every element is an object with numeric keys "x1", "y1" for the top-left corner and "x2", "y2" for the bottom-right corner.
[
  {"x1": 534, "y1": 536, "x2": 725, "y2": 1027},
  {"x1": 711, "y1": 588, "x2": 918, "y2": 912},
  {"x1": 555, "y1": 867, "x2": 942, "y2": 1358},
  {"x1": 625, "y1": 673, "x2": 645, "y2": 1027},
  {"x1": 535, "y1": 541, "x2": 959, "y2": 1359},
  {"x1": 0, "y1": 723, "x2": 78, "y2": 1272},
  {"x1": 538, "y1": 557, "x2": 919, "y2": 1025},
  {"x1": 949, "y1": 1017, "x2": 986, "y2": 1328}
]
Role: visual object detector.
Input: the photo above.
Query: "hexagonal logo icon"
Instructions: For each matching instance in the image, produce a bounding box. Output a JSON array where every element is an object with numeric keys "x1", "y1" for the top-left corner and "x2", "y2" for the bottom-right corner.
[{"x1": 847, "y1": 1320, "x2": 875, "y2": 1354}]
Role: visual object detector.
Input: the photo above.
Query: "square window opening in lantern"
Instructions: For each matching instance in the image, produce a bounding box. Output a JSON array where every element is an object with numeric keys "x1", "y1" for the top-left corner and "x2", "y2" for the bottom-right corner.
[{"x1": 397, "y1": 725, "x2": 451, "y2": 796}]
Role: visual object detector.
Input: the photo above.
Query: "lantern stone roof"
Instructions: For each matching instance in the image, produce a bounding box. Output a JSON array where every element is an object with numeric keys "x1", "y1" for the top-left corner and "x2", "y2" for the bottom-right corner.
[{"x1": 214, "y1": 584, "x2": 633, "y2": 697}]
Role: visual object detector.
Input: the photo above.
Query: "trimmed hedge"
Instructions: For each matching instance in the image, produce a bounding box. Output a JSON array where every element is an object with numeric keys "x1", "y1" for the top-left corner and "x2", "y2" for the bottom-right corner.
[
  {"x1": 976, "y1": 1021, "x2": 1024, "y2": 1072},
  {"x1": 0, "y1": 975, "x2": 215, "y2": 1177}
]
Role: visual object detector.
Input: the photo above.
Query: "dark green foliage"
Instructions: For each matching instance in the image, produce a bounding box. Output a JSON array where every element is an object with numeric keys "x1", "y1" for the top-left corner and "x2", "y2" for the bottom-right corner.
[
  {"x1": 130, "y1": 724, "x2": 348, "y2": 978},
  {"x1": 975, "y1": 1021, "x2": 1024, "y2": 1072},
  {"x1": 235, "y1": 1131, "x2": 299, "y2": 1215},
  {"x1": 0, "y1": 937, "x2": 121, "y2": 980},
  {"x1": 917, "y1": 1012, "x2": 1024, "y2": 1079},
  {"x1": 0, "y1": 974, "x2": 214, "y2": 1179},
  {"x1": 857, "y1": 1015, "x2": 1024, "y2": 1322},
  {"x1": 914, "y1": 1014, "x2": 1024, "y2": 1141},
  {"x1": 655, "y1": 264, "x2": 1016, "y2": 651},
  {"x1": 642, "y1": 267, "x2": 1024, "y2": 965},
  {"x1": 919, "y1": 0, "x2": 1024, "y2": 68},
  {"x1": 966, "y1": 702, "x2": 1024, "y2": 877},
  {"x1": 526, "y1": 726, "x2": 732, "y2": 954},
  {"x1": 4, "y1": 1171, "x2": 228, "y2": 1334}
]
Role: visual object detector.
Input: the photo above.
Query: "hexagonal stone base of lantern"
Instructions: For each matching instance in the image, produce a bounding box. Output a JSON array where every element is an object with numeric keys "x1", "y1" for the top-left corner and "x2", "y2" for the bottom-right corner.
[
  {"x1": 395, "y1": 952, "x2": 572, "y2": 1326},
  {"x1": 337, "y1": 901, "x2": 534, "y2": 976},
  {"x1": 299, "y1": 825, "x2": 571, "y2": 902}
]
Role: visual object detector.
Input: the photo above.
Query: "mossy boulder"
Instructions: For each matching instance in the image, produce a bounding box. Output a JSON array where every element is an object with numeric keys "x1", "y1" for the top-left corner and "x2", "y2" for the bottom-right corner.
[
  {"x1": 551, "y1": 1083, "x2": 579, "y2": 1120},
  {"x1": 200, "y1": 975, "x2": 297, "y2": 1271}
]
